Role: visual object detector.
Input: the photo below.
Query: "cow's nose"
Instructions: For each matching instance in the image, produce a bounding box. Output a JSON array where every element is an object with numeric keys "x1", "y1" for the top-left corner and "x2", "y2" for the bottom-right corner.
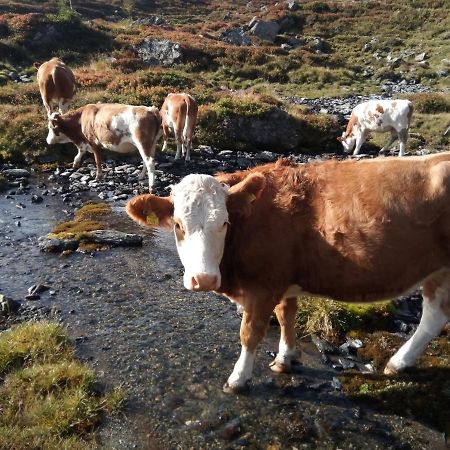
[{"x1": 191, "y1": 273, "x2": 218, "y2": 291}]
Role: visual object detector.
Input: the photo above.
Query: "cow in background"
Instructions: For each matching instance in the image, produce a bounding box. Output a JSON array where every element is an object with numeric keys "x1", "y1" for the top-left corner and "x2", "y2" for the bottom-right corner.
[
  {"x1": 46, "y1": 103, "x2": 161, "y2": 191},
  {"x1": 160, "y1": 93, "x2": 198, "y2": 160},
  {"x1": 127, "y1": 154, "x2": 450, "y2": 393},
  {"x1": 34, "y1": 57, "x2": 76, "y2": 116},
  {"x1": 338, "y1": 99, "x2": 413, "y2": 157}
]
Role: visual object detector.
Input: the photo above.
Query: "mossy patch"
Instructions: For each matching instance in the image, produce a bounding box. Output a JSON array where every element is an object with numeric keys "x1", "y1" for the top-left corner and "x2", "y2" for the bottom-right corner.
[
  {"x1": 49, "y1": 202, "x2": 111, "y2": 241},
  {"x1": 339, "y1": 332, "x2": 450, "y2": 435},
  {"x1": 296, "y1": 297, "x2": 394, "y2": 341},
  {"x1": 0, "y1": 321, "x2": 124, "y2": 449}
]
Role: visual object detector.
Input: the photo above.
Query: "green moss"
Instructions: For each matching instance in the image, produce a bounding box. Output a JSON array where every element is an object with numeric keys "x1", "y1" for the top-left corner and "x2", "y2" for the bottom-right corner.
[
  {"x1": 339, "y1": 333, "x2": 450, "y2": 434},
  {"x1": 0, "y1": 321, "x2": 124, "y2": 449}
]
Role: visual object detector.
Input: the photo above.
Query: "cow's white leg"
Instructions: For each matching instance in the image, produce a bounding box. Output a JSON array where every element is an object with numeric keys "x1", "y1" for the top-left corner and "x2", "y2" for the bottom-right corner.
[
  {"x1": 398, "y1": 129, "x2": 408, "y2": 157},
  {"x1": 135, "y1": 140, "x2": 157, "y2": 192},
  {"x1": 353, "y1": 133, "x2": 367, "y2": 155},
  {"x1": 270, "y1": 297, "x2": 299, "y2": 373},
  {"x1": 138, "y1": 163, "x2": 147, "y2": 180},
  {"x1": 161, "y1": 140, "x2": 168, "y2": 152},
  {"x1": 379, "y1": 131, "x2": 398, "y2": 154},
  {"x1": 184, "y1": 138, "x2": 191, "y2": 161},
  {"x1": 175, "y1": 137, "x2": 182, "y2": 160},
  {"x1": 385, "y1": 273, "x2": 450, "y2": 374},
  {"x1": 224, "y1": 302, "x2": 273, "y2": 393},
  {"x1": 73, "y1": 146, "x2": 87, "y2": 169}
]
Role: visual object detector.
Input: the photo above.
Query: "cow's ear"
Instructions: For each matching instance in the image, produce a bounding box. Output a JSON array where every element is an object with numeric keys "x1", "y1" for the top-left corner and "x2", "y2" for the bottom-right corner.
[
  {"x1": 337, "y1": 136, "x2": 343, "y2": 142},
  {"x1": 126, "y1": 194, "x2": 174, "y2": 229},
  {"x1": 227, "y1": 172, "x2": 266, "y2": 217},
  {"x1": 33, "y1": 62, "x2": 41, "y2": 70}
]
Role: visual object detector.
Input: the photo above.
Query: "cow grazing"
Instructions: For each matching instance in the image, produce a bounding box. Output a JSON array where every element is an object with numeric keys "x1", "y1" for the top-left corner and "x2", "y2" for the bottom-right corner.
[
  {"x1": 338, "y1": 99, "x2": 413, "y2": 157},
  {"x1": 126, "y1": 154, "x2": 450, "y2": 393},
  {"x1": 34, "y1": 57, "x2": 76, "y2": 116},
  {"x1": 46, "y1": 103, "x2": 161, "y2": 191},
  {"x1": 160, "y1": 93, "x2": 198, "y2": 160}
]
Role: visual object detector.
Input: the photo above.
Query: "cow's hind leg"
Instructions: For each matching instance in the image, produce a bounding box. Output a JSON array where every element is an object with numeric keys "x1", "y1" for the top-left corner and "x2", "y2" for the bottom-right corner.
[
  {"x1": 270, "y1": 297, "x2": 299, "y2": 373},
  {"x1": 224, "y1": 300, "x2": 274, "y2": 394},
  {"x1": 385, "y1": 272, "x2": 450, "y2": 374},
  {"x1": 379, "y1": 130, "x2": 398, "y2": 155},
  {"x1": 398, "y1": 128, "x2": 408, "y2": 157}
]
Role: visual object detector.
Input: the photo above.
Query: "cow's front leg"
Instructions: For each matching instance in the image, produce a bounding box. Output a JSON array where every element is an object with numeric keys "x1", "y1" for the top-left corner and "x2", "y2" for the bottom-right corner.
[
  {"x1": 270, "y1": 297, "x2": 299, "y2": 373},
  {"x1": 353, "y1": 133, "x2": 367, "y2": 155},
  {"x1": 224, "y1": 303, "x2": 273, "y2": 394},
  {"x1": 73, "y1": 146, "x2": 87, "y2": 169},
  {"x1": 92, "y1": 147, "x2": 104, "y2": 181}
]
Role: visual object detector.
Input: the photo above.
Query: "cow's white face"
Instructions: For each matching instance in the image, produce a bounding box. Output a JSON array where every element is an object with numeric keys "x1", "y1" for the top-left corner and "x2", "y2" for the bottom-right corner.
[
  {"x1": 340, "y1": 132, "x2": 356, "y2": 152},
  {"x1": 46, "y1": 113, "x2": 71, "y2": 145},
  {"x1": 126, "y1": 171, "x2": 266, "y2": 292},
  {"x1": 171, "y1": 175, "x2": 229, "y2": 291}
]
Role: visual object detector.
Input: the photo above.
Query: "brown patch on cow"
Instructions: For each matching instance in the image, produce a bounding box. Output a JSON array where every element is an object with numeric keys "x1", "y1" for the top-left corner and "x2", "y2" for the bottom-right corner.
[
  {"x1": 367, "y1": 111, "x2": 376, "y2": 123},
  {"x1": 344, "y1": 113, "x2": 358, "y2": 138},
  {"x1": 376, "y1": 104, "x2": 384, "y2": 114},
  {"x1": 133, "y1": 107, "x2": 162, "y2": 157},
  {"x1": 160, "y1": 93, "x2": 198, "y2": 142},
  {"x1": 407, "y1": 103, "x2": 414, "y2": 126}
]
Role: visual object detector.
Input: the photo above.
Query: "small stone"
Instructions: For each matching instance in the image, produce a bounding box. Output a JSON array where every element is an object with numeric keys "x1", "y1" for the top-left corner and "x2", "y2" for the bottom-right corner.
[
  {"x1": 331, "y1": 377, "x2": 342, "y2": 390},
  {"x1": 31, "y1": 194, "x2": 43, "y2": 204},
  {"x1": 219, "y1": 418, "x2": 241, "y2": 440}
]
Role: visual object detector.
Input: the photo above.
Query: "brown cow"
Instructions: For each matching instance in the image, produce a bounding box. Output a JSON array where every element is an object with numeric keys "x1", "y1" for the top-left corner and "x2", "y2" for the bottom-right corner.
[
  {"x1": 160, "y1": 93, "x2": 198, "y2": 160},
  {"x1": 34, "y1": 57, "x2": 76, "y2": 116},
  {"x1": 126, "y1": 154, "x2": 450, "y2": 392},
  {"x1": 46, "y1": 103, "x2": 161, "y2": 191}
]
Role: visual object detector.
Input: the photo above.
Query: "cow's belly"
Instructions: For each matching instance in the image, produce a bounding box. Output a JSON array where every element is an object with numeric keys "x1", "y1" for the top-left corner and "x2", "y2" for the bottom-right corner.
[{"x1": 102, "y1": 141, "x2": 137, "y2": 154}]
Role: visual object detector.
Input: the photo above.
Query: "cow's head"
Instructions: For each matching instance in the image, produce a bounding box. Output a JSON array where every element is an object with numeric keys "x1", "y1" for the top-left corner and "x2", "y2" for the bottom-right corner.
[
  {"x1": 46, "y1": 112, "x2": 71, "y2": 145},
  {"x1": 337, "y1": 131, "x2": 356, "y2": 152},
  {"x1": 126, "y1": 172, "x2": 265, "y2": 292}
]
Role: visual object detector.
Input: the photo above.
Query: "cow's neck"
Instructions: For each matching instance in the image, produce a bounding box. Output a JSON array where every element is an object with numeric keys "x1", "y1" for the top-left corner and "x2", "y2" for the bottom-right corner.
[{"x1": 59, "y1": 111, "x2": 84, "y2": 146}]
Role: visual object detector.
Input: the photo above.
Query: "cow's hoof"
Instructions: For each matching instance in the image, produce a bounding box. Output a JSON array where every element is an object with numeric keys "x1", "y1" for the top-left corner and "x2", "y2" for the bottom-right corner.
[
  {"x1": 223, "y1": 380, "x2": 251, "y2": 395},
  {"x1": 383, "y1": 361, "x2": 399, "y2": 375},
  {"x1": 269, "y1": 359, "x2": 291, "y2": 373}
]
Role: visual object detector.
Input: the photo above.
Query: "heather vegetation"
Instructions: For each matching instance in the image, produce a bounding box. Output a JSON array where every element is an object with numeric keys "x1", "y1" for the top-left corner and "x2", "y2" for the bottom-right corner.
[{"x1": 0, "y1": 0, "x2": 448, "y2": 162}]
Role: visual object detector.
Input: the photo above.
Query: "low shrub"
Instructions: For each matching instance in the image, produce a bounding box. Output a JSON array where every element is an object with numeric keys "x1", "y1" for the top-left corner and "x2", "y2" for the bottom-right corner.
[{"x1": 410, "y1": 93, "x2": 450, "y2": 114}]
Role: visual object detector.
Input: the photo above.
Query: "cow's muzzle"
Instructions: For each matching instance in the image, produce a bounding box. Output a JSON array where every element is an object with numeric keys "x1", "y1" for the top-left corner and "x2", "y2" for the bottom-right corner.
[{"x1": 189, "y1": 273, "x2": 219, "y2": 291}]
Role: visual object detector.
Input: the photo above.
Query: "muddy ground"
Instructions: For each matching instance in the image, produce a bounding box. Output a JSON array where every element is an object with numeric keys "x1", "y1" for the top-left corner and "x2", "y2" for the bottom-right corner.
[{"x1": 0, "y1": 151, "x2": 449, "y2": 450}]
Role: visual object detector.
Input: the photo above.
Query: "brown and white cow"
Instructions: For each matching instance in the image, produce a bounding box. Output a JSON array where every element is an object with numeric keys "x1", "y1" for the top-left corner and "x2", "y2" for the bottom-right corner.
[
  {"x1": 338, "y1": 99, "x2": 413, "y2": 157},
  {"x1": 160, "y1": 93, "x2": 198, "y2": 160},
  {"x1": 126, "y1": 154, "x2": 450, "y2": 393},
  {"x1": 46, "y1": 103, "x2": 161, "y2": 191},
  {"x1": 34, "y1": 57, "x2": 76, "y2": 116}
]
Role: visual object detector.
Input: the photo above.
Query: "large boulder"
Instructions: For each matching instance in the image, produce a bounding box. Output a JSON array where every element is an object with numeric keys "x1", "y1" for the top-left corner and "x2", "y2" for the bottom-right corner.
[
  {"x1": 219, "y1": 27, "x2": 252, "y2": 46},
  {"x1": 134, "y1": 38, "x2": 183, "y2": 66},
  {"x1": 250, "y1": 20, "x2": 280, "y2": 42}
]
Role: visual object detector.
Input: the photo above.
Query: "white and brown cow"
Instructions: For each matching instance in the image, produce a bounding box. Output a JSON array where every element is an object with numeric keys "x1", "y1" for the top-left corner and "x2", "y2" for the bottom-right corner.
[
  {"x1": 338, "y1": 99, "x2": 413, "y2": 157},
  {"x1": 127, "y1": 154, "x2": 450, "y2": 393},
  {"x1": 160, "y1": 93, "x2": 198, "y2": 160},
  {"x1": 34, "y1": 57, "x2": 76, "y2": 116},
  {"x1": 46, "y1": 103, "x2": 161, "y2": 191}
]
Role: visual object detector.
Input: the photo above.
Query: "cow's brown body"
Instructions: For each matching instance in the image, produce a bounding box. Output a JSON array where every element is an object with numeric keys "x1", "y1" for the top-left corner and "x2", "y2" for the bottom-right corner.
[
  {"x1": 35, "y1": 57, "x2": 76, "y2": 116},
  {"x1": 217, "y1": 155, "x2": 450, "y2": 305},
  {"x1": 160, "y1": 93, "x2": 198, "y2": 160}
]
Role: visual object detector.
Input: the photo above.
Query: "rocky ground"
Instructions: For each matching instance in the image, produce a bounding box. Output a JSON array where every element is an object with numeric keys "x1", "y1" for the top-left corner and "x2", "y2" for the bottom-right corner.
[{"x1": 0, "y1": 150, "x2": 449, "y2": 449}]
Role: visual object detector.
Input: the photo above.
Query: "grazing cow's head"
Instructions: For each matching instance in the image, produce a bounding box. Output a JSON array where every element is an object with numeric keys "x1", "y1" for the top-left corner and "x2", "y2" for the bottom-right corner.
[
  {"x1": 126, "y1": 172, "x2": 265, "y2": 292},
  {"x1": 46, "y1": 112, "x2": 71, "y2": 145},
  {"x1": 337, "y1": 131, "x2": 357, "y2": 152}
]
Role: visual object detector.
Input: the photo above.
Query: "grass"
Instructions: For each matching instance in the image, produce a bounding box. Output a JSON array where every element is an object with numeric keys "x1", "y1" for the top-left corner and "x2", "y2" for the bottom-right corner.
[
  {"x1": 296, "y1": 296, "x2": 394, "y2": 341},
  {"x1": 0, "y1": 321, "x2": 124, "y2": 449}
]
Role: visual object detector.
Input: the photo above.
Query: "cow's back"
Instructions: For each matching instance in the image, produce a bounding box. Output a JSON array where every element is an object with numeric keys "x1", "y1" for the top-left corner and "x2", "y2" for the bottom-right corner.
[
  {"x1": 220, "y1": 154, "x2": 450, "y2": 303},
  {"x1": 37, "y1": 58, "x2": 75, "y2": 100}
]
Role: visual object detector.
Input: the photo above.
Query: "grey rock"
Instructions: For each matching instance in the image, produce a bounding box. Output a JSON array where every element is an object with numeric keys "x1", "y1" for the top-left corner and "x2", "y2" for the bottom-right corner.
[
  {"x1": 417, "y1": 60, "x2": 430, "y2": 68},
  {"x1": 83, "y1": 230, "x2": 143, "y2": 247},
  {"x1": 134, "y1": 38, "x2": 183, "y2": 66},
  {"x1": 435, "y1": 69, "x2": 449, "y2": 78},
  {"x1": 0, "y1": 294, "x2": 20, "y2": 316},
  {"x1": 38, "y1": 236, "x2": 79, "y2": 253},
  {"x1": 250, "y1": 20, "x2": 280, "y2": 42},
  {"x1": 442, "y1": 58, "x2": 450, "y2": 67},
  {"x1": 219, "y1": 27, "x2": 251, "y2": 46},
  {"x1": 3, "y1": 168, "x2": 30, "y2": 178},
  {"x1": 286, "y1": 0, "x2": 299, "y2": 11},
  {"x1": 281, "y1": 43, "x2": 292, "y2": 50},
  {"x1": 415, "y1": 52, "x2": 427, "y2": 62}
]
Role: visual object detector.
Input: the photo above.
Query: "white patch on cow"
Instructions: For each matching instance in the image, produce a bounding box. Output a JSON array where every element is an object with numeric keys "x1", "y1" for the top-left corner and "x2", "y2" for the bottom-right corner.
[
  {"x1": 227, "y1": 346, "x2": 255, "y2": 388},
  {"x1": 104, "y1": 108, "x2": 136, "y2": 154},
  {"x1": 73, "y1": 142, "x2": 92, "y2": 168},
  {"x1": 170, "y1": 174, "x2": 229, "y2": 291},
  {"x1": 386, "y1": 279, "x2": 450, "y2": 373},
  {"x1": 275, "y1": 337, "x2": 297, "y2": 366},
  {"x1": 46, "y1": 113, "x2": 71, "y2": 144}
]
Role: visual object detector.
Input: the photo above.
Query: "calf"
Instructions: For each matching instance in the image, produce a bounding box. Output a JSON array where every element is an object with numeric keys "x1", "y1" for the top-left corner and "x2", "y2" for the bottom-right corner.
[
  {"x1": 34, "y1": 57, "x2": 76, "y2": 116},
  {"x1": 46, "y1": 103, "x2": 161, "y2": 191},
  {"x1": 338, "y1": 99, "x2": 413, "y2": 157},
  {"x1": 127, "y1": 154, "x2": 450, "y2": 393},
  {"x1": 160, "y1": 93, "x2": 198, "y2": 160}
]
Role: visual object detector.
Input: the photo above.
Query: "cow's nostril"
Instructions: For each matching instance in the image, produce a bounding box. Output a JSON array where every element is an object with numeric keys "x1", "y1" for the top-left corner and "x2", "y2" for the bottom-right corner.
[{"x1": 193, "y1": 273, "x2": 218, "y2": 290}]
